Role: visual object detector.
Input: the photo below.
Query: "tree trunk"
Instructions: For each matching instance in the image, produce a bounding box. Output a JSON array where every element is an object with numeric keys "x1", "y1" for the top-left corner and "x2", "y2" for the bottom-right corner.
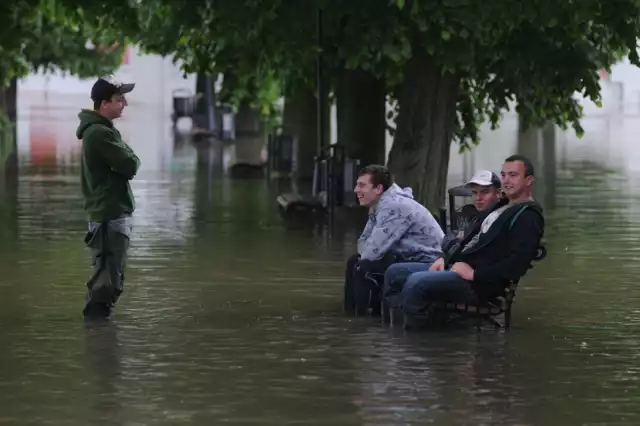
[
  {"x1": 230, "y1": 100, "x2": 266, "y2": 170},
  {"x1": 517, "y1": 112, "x2": 541, "y2": 197},
  {"x1": 336, "y1": 68, "x2": 386, "y2": 167},
  {"x1": 517, "y1": 112, "x2": 540, "y2": 157},
  {"x1": 541, "y1": 121, "x2": 557, "y2": 209},
  {"x1": 191, "y1": 73, "x2": 216, "y2": 131},
  {"x1": 216, "y1": 73, "x2": 266, "y2": 177},
  {"x1": 195, "y1": 73, "x2": 210, "y2": 115},
  {"x1": 0, "y1": 78, "x2": 17, "y2": 122},
  {"x1": 517, "y1": 113, "x2": 558, "y2": 208},
  {"x1": 386, "y1": 48, "x2": 460, "y2": 210},
  {"x1": 0, "y1": 78, "x2": 18, "y2": 175},
  {"x1": 282, "y1": 85, "x2": 320, "y2": 179}
]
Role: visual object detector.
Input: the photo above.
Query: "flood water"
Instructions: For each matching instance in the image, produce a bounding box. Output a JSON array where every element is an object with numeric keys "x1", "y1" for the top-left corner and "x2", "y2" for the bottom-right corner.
[{"x1": 1, "y1": 93, "x2": 640, "y2": 425}]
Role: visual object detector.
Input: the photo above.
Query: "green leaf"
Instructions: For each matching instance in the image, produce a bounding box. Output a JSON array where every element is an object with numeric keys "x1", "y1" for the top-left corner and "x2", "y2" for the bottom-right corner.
[{"x1": 21, "y1": 0, "x2": 634, "y2": 170}]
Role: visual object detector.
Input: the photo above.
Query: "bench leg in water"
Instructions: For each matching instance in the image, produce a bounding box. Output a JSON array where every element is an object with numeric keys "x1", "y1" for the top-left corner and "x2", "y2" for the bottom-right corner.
[
  {"x1": 382, "y1": 300, "x2": 390, "y2": 324},
  {"x1": 381, "y1": 300, "x2": 403, "y2": 327},
  {"x1": 504, "y1": 307, "x2": 512, "y2": 330},
  {"x1": 487, "y1": 316, "x2": 502, "y2": 329},
  {"x1": 466, "y1": 313, "x2": 507, "y2": 331},
  {"x1": 389, "y1": 307, "x2": 404, "y2": 327},
  {"x1": 381, "y1": 300, "x2": 401, "y2": 325},
  {"x1": 354, "y1": 288, "x2": 384, "y2": 318}
]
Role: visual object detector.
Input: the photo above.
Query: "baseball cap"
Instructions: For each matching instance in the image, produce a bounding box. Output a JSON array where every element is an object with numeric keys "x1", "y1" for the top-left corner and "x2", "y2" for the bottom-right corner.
[
  {"x1": 90, "y1": 76, "x2": 135, "y2": 103},
  {"x1": 464, "y1": 170, "x2": 501, "y2": 188}
]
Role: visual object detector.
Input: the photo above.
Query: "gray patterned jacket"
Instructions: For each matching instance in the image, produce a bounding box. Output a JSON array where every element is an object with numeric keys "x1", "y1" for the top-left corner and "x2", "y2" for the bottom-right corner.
[{"x1": 357, "y1": 184, "x2": 444, "y2": 263}]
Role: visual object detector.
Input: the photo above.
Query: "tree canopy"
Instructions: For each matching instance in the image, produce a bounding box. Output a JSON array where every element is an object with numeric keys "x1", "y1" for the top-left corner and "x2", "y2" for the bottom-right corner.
[
  {"x1": 0, "y1": 0, "x2": 126, "y2": 89},
  {"x1": 102, "y1": 0, "x2": 640, "y2": 205},
  {"x1": 5, "y1": 0, "x2": 639, "y2": 138},
  {"x1": 3, "y1": 0, "x2": 640, "y2": 205},
  {"x1": 102, "y1": 1, "x2": 637, "y2": 138}
]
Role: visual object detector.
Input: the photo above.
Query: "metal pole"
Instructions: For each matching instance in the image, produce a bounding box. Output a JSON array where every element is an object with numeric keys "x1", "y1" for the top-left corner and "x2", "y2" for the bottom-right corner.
[
  {"x1": 316, "y1": 7, "x2": 335, "y2": 225},
  {"x1": 205, "y1": 75, "x2": 216, "y2": 135},
  {"x1": 316, "y1": 7, "x2": 325, "y2": 157}
]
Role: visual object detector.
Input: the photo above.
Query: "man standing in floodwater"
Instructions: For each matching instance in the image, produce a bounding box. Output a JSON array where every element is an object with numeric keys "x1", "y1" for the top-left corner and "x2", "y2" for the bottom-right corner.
[{"x1": 76, "y1": 76, "x2": 140, "y2": 320}]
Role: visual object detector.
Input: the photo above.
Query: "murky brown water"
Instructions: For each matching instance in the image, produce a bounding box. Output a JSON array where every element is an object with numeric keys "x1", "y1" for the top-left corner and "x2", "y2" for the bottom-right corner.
[{"x1": 1, "y1": 96, "x2": 640, "y2": 425}]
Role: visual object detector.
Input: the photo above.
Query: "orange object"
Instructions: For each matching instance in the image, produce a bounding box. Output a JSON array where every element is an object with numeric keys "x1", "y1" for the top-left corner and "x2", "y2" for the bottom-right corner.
[{"x1": 29, "y1": 125, "x2": 57, "y2": 166}]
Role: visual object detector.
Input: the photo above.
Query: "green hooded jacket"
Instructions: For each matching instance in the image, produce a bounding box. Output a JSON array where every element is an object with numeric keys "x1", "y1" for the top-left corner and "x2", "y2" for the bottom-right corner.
[{"x1": 76, "y1": 109, "x2": 141, "y2": 222}]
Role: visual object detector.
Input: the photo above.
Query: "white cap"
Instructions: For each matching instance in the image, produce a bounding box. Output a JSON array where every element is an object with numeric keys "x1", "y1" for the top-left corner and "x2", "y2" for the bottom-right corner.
[{"x1": 464, "y1": 170, "x2": 500, "y2": 188}]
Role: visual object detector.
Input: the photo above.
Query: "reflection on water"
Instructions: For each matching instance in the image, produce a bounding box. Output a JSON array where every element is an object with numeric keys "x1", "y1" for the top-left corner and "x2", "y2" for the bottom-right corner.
[{"x1": 1, "y1": 95, "x2": 640, "y2": 425}]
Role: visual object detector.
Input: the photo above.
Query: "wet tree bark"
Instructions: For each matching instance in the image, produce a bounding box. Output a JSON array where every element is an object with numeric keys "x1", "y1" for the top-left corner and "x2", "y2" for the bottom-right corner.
[
  {"x1": 282, "y1": 85, "x2": 320, "y2": 179},
  {"x1": 232, "y1": 100, "x2": 266, "y2": 168},
  {"x1": 517, "y1": 112, "x2": 540, "y2": 157},
  {"x1": 0, "y1": 78, "x2": 17, "y2": 122},
  {"x1": 217, "y1": 73, "x2": 266, "y2": 175},
  {"x1": 336, "y1": 68, "x2": 386, "y2": 167},
  {"x1": 190, "y1": 73, "x2": 215, "y2": 131},
  {"x1": 0, "y1": 78, "x2": 18, "y2": 175},
  {"x1": 386, "y1": 48, "x2": 460, "y2": 210},
  {"x1": 541, "y1": 121, "x2": 557, "y2": 209},
  {"x1": 516, "y1": 113, "x2": 557, "y2": 208},
  {"x1": 195, "y1": 73, "x2": 209, "y2": 115}
]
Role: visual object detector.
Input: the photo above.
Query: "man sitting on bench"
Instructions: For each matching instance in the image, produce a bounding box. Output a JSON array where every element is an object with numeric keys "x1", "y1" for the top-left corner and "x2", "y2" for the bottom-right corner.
[
  {"x1": 383, "y1": 169, "x2": 504, "y2": 309},
  {"x1": 400, "y1": 154, "x2": 545, "y2": 327},
  {"x1": 344, "y1": 164, "x2": 444, "y2": 316}
]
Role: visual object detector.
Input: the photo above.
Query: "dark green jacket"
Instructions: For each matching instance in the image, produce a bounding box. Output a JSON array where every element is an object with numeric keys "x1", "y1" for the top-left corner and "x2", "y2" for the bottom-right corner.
[{"x1": 76, "y1": 110, "x2": 141, "y2": 222}]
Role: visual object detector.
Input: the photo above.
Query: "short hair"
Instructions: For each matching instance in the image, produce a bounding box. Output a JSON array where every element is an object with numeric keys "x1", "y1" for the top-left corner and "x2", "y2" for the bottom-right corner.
[
  {"x1": 358, "y1": 164, "x2": 392, "y2": 191},
  {"x1": 505, "y1": 154, "x2": 535, "y2": 177}
]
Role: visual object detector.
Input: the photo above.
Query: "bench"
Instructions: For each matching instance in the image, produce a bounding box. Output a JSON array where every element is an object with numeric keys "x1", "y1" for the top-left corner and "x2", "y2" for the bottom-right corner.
[
  {"x1": 276, "y1": 192, "x2": 325, "y2": 215},
  {"x1": 382, "y1": 185, "x2": 547, "y2": 330},
  {"x1": 434, "y1": 245, "x2": 547, "y2": 329},
  {"x1": 382, "y1": 246, "x2": 546, "y2": 330}
]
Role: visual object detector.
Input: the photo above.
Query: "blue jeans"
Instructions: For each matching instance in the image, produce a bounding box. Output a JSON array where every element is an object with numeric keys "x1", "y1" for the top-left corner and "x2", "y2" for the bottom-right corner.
[
  {"x1": 383, "y1": 262, "x2": 433, "y2": 308},
  {"x1": 401, "y1": 271, "x2": 476, "y2": 316}
]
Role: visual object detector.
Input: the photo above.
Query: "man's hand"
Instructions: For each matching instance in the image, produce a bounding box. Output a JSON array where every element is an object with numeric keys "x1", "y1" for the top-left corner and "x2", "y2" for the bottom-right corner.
[
  {"x1": 429, "y1": 258, "x2": 445, "y2": 271},
  {"x1": 450, "y1": 262, "x2": 475, "y2": 281}
]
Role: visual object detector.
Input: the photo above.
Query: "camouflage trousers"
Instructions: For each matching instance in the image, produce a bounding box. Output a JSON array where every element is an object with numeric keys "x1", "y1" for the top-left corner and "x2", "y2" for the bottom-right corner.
[{"x1": 83, "y1": 216, "x2": 133, "y2": 319}]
